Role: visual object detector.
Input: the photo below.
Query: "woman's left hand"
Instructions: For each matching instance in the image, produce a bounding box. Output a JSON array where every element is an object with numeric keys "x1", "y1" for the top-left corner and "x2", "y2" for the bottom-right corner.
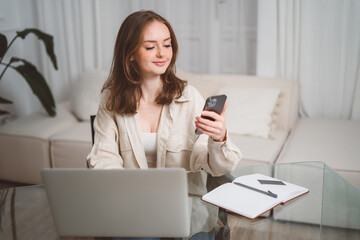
[{"x1": 195, "y1": 101, "x2": 227, "y2": 142}]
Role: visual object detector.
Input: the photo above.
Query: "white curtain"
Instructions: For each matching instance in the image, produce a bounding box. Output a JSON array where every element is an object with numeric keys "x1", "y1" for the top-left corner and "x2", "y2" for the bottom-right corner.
[
  {"x1": 36, "y1": 0, "x2": 103, "y2": 103},
  {"x1": 1, "y1": 0, "x2": 257, "y2": 117},
  {"x1": 273, "y1": 0, "x2": 360, "y2": 119}
]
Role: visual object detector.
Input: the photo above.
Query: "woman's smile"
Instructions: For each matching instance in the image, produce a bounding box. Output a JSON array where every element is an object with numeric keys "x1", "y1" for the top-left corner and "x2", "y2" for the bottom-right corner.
[{"x1": 153, "y1": 61, "x2": 166, "y2": 66}]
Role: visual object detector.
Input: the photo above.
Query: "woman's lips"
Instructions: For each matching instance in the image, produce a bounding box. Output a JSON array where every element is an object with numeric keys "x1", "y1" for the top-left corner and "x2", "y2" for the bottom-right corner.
[{"x1": 153, "y1": 61, "x2": 166, "y2": 66}]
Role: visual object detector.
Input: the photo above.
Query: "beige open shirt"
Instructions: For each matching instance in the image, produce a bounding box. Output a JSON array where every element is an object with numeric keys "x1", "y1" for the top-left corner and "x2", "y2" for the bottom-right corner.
[{"x1": 87, "y1": 84, "x2": 242, "y2": 176}]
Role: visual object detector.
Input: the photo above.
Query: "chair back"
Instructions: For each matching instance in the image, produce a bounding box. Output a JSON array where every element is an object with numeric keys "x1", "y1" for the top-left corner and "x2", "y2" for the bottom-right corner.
[
  {"x1": 87, "y1": 115, "x2": 96, "y2": 168},
  {"x1": 90, "y1": 115, "x2": 96, "y2": 146}
]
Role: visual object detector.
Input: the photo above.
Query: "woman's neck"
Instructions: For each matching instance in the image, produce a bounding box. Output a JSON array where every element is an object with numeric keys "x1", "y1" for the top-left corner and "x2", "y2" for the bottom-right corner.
[
  {"x1": 140, "y1": 76, "x2": 162, "y2": 103},
  {"x1": 138, "y1": 76, "x2": 164, "y2": 133}
]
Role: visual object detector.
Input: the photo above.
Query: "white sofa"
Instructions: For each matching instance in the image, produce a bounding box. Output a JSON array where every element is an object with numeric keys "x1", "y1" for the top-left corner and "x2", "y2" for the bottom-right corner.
[{"x1": 1, "y1": 69, "x2": 359, "y2": 191}]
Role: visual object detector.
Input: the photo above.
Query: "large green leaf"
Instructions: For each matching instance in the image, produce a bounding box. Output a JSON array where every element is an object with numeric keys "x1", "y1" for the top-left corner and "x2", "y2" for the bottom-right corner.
[
  {"x1": 17, "y1": 29, "x2": 58, "y2": 70},
  {"x1": 11, "y1": 58, "x2": 56, "y2": 116},
  {"x1": 0, "y1": 33, "x2": 7, "y2": 59},
  {"x1": 0, "y1": 96, "x2": 12, "y2": 104}
]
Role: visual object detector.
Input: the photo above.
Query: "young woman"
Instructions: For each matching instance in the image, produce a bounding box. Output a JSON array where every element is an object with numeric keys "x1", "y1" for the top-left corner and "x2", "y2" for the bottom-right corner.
[{"x1": 87, "y1": 10, "x2": 242, "y2": 176}]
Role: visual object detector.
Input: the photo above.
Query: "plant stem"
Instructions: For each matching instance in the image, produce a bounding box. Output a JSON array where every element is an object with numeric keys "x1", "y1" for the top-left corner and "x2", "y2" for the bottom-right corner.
[
  {"x1": 0, "y1": 35, "x2": 19, "y2": 63},
  {"x1": 0, "y1": 34, "x2": 19, "y2": 81},
  {"x1": 0, "y1": 62, "x2": 13, "y2": 81}
]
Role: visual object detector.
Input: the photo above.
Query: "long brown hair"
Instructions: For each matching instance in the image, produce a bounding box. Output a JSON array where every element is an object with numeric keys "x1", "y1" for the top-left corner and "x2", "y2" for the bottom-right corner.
[{"x1": 102, "y1": 10, "x2": 186, "y2": 114}]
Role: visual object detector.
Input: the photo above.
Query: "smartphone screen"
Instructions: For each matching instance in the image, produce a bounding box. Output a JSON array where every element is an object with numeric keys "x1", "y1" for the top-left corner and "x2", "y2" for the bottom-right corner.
[{"x1": 195, "y1": 94, "x2": 227, "y2": 135}]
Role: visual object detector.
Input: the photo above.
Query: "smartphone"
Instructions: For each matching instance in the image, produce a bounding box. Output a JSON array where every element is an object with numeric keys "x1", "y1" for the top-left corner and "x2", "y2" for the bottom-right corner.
[{"x1": 195, "y1": 94, "x2": 227, "y2": 135}]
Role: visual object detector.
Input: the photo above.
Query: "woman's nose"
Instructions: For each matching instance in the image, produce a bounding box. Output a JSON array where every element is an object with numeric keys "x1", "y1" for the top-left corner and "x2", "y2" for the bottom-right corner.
[{"x1": 156, "y1": 46, "x2": 164, "y2": 57}]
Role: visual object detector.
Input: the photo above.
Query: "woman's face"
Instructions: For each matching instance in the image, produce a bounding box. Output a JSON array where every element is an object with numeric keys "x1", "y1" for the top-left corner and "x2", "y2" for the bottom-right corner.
[{"x1": 133, "y1": 20, "x2": 173, "y2": 79}]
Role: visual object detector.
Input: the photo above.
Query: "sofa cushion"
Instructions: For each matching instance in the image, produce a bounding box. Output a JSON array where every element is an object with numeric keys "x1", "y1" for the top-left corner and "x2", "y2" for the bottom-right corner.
[
  {"x1": 50, "y1": 122, "x2": 92, "y2": 168},
  {"x1": 220, "y1": 87, "x2": 281, "y2": 138},
  {"x1": 230, "y1": 128, "x2": 288, "y2": 165},
  {"x1": 277, "y1": 118, "x2": 360, "y2": 188},
  {"x1": 337, "y1": 170, "x2": 360, "y2": 190},
  {"x1": 70, "y1": 68, "x2": 108, "y2": 121}
]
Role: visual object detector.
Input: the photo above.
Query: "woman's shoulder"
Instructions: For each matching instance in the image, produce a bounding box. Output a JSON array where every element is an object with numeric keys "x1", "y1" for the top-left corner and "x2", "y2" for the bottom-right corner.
[
  {"x1": 99, "y1": 88, "x2": 111, "y2": 102},
  {"x1": 97, "y1": 88, "x2": 114, "y2": 112},
  {"x1": 182, "y1": 84, "x2": 204, "y2": 102}
]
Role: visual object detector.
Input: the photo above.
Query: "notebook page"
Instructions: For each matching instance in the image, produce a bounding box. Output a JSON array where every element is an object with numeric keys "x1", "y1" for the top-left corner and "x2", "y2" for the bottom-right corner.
[
  {"x1": 232, "y1": 174, "x2": 309, "y2": 203},
  {"x1": 202, "y1": 182, "x2": 280, "y2": 219},
  {"x1": 270, "y1": 181, "x2": 309, "y2": 203}
]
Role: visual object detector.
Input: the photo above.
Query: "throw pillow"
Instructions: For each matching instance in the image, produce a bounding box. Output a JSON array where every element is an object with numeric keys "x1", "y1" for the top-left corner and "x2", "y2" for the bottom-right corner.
[
  {"x1": 219, "y1": 87, "x2": 281, "y2": 138},
  {"x1": 70, "y1": 68, "x2": 108, "y2": 121}
]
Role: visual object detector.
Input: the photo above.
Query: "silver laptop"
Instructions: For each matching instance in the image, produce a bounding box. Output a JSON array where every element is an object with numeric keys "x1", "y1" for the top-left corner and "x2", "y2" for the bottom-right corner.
[{"x1": 41, "y1": 168, "x2": 190, "y2": 238}]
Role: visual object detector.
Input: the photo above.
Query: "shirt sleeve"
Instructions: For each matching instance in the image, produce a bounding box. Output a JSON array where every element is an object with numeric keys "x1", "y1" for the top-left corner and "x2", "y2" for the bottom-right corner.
[{"x1": 86, "y1": 91, "x2": 124, "y2": 169}]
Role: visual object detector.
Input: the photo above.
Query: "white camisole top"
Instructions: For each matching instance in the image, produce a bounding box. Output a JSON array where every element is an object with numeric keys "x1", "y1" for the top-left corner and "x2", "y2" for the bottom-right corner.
[{"x1": 142, "y1": 132, "x2": 157, "y2": 168}]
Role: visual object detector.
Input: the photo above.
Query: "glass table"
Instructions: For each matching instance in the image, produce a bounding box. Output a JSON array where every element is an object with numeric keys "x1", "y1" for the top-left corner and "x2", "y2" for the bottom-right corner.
[
  {"x1": 224, "y1": 161, "x2": 360, "y2": 239},
  {"x1": 0, "y1": 161, "x2": 359, "y2": 239}
]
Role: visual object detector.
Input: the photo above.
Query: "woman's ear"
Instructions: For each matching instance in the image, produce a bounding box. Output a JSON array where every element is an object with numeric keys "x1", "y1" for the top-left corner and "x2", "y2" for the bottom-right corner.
[{"x1": 130, "y1": 55, "x2": 134, "y2": 61}]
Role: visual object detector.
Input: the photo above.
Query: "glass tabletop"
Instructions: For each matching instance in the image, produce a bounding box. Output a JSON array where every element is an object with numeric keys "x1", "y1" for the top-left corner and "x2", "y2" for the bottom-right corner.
[
  {"x1": 227, "y1": 161, "x2": 360, "y2": 239},
  {"x1": 0, "y1": 161, "x2": 359, "y2": 240}
]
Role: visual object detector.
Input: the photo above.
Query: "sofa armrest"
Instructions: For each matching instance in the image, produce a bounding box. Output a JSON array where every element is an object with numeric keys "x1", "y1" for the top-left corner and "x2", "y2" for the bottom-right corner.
[{"x1": 0, "y1": 101, "x2": 79, "y2": 184}]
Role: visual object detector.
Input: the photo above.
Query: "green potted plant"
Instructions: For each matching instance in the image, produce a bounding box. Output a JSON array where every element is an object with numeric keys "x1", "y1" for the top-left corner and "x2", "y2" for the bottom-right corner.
[{"x1": 0, "y1": 28, "x2": 58, "y2": 117}]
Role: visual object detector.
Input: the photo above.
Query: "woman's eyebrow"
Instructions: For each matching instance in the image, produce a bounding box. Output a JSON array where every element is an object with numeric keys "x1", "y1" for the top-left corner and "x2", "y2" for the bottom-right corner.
[{"x1": 143, "y1": 37, "x2": 171, "y2": 43}]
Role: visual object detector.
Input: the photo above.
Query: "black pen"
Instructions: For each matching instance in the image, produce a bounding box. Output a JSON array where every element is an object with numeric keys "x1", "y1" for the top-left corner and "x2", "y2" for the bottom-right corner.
[{"x1": 233, "y1": 182, "x2": 278, "y2": 198}]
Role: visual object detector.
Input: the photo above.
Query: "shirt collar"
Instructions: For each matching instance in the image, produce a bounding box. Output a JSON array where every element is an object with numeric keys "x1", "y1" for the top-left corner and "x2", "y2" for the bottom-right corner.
[{"x1": 174, "y1": 85, "x2": 191, "y2": 103}]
